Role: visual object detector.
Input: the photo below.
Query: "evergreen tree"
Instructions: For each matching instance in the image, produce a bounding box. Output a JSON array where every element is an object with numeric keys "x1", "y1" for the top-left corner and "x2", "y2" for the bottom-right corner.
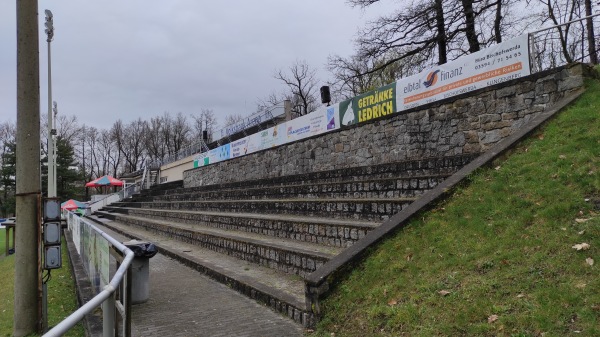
[
  {"x1": 0, "y1": 141, "x2": 16, "y2": 216},
  {"x1": 56, "y1": 137, "x2": 85, "y2": 200}
]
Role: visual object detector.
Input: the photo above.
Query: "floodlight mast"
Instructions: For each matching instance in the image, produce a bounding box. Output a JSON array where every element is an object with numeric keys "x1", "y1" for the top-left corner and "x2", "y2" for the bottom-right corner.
[{"x1": 45, "y1": 10, "x2": 56, "y2": 198}]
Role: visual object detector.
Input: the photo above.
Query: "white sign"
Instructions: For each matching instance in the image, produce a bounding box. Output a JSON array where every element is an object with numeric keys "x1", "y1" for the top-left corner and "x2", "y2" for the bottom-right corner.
[{"x1": 397, "y1": 35, "x2": 530, "y2": 110}]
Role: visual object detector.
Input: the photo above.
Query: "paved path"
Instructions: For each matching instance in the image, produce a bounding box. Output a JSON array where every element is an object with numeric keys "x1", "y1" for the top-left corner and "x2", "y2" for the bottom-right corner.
[{"x1": 94, "y1": 222, "x2": 304, "y2": 337}]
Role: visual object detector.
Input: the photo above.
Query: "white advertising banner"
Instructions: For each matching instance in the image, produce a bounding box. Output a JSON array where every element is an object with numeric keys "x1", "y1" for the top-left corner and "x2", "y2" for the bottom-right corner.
[
  {"x1": 69, "y1": 215, "x2": 81, "y2": 254},
  {"x1": 230, "y1": 136, "x2": 250, "y2": 158},
  {"x1": 396, "y1": 35, "x2": 530, "y2": 111},
  {"x1": 246, "y1": 124, "x2": 286, "y2": 154},
  {"x1": 286, "y1": 105, "x2": 339, "y2": 143}
]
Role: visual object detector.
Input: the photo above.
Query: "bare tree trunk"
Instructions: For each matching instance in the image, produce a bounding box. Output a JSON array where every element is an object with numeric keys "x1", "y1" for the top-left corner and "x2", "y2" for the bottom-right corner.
[
  {"x1": 494, "y1": 0, "x2": 503, "y2": 43},
  {"x1": 435, "y1": 0, "x2": 448, "y2": 64},
  {"x1": 461, "y1": 0, "x2": 481, "y2": 53},
  {"x1": 584, "y1": 0, "x2": 598, "y2": 64},
  {"x1": 545, "y1": 0, "x2": 574, "y2": 63}
]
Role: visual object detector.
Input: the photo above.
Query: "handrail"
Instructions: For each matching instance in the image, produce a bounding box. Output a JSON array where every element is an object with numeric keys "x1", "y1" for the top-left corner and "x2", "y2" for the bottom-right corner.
[
  {"x1": 44, "y1": 214, "x2": 135, "y2": 337},
  {"x1": 140, "y1": 166, "x2": 148, "y2": 190},
  {"x1": 528, "y1": 13, "x2": 600, "y2": 36}
]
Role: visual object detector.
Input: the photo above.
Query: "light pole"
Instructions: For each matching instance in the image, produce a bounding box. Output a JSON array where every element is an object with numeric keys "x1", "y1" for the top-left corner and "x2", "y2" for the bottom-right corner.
[{"x1": 45, "y1": 9, "x2": 56, "y2": 198}]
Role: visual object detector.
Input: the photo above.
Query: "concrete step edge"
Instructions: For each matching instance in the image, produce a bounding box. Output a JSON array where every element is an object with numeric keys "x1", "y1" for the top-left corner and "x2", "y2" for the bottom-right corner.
[
  {"x1": 102, "y1": 206, "x2": 381, "y2": 228},
  {"x1": 96, "y1": 211, "x2": 342, "y2": 259}
]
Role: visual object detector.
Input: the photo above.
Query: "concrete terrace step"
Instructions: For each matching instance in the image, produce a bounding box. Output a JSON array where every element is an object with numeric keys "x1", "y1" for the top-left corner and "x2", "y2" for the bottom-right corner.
[
  {"x1": 139, "y1": 174, "x2": 449, "y2": 202},
  {"x1": 87, "y1": 216, "x2": 313, "y2": 326},
  {"x1": 95, "y1": 211, "x2": 343, "y2": 277},
  {"x1": 101, "y1": 206, "x2": 379, "y2": 247},
  {"x1": 111, "y1": 197, "x2": 418, "y2": 221},
  {"x1": 146, "y1": 154, "x2": 477, "y2": 198}
]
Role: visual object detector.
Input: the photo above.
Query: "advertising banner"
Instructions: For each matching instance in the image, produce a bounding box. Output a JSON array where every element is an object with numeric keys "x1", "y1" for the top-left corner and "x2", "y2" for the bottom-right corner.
[
  {"x1": 71, "y1": 215, "x2": 81, "y2": 254},
  {"x1": 246, "y1": 124, "x2": 285, "y2": 154},
  {"x1": 339, "y1": 82, "x2": 397, "y2": 127},
  {"x1": 230, "y1": 136, "x2": 250, "y2": 158},
  {"x1": 194, "y1": 143, "x2": 231, "y2": 167},
  {"x1": 208, "y1": 144, "x2": 231, "y2": 165},
  {"x1": 286, "y1": 105, "x2": 338, "y2": 142},
  {"x1": 97, "y1": 237, "x2": 110, "y2": 290},
  {"x1": 211, "y1": 106, "x2": 285, "y2": 141},
  {"x1": 193, "y1": 152, "x2": 209, "y2": 168},
  {"x1": 397, "y1": 34, "x2": 530, "y2": 110}
]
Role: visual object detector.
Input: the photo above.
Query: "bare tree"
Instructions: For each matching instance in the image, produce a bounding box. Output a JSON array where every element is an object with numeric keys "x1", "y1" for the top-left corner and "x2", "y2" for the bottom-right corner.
[
  {"x1": 192, "y1": 108, "x2": 218, "y2": 143},
  {"x1": 100, "y1": 129, "x2": 121, "y2": 177},
  {"x1": 256, "y1": 92, "x2": 283, "y2": 115},
  {"x1": 54, "y1": 114, "x2": 80, "y2": 144},
  {"x1": 461, "y1": 0, "x2": 481, "y2": 53},
  {"x1": 343, "y1": 0, "x2": 523, "y2": 81},
  {"x1": 145, "y1": 115, "x2": 167, "y2": 163},
  {"x1": 349, "y1": 0, "x2": 461, "y2": 71},
  {"x1": 528, "y1": 0, "x2": 598, "y2": 67},
  {"x1": 537, "y1": 0, "x2": 579, "y2": 63},
  {"x1": 170, "y1": 112, "x2": 192, "y2": 154},
  {"x1": 223, "y1": 113, "x2": 245, "y2": 126},
  {"x1": 584, "y1": 0, "x2": 598, "y2": 64},
  {"x1": 328, "y1": 52, "x2": 426, "y2": 98},
  {"x1": 112, "y1": 119, "x2": 146, "y2": 173},
  {"x1": 274, "y1": 60, "x2": 320, "y2": 116}
]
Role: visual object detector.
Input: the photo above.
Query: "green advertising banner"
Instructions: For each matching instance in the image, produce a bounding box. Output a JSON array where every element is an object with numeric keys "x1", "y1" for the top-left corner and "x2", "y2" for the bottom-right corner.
[{"x1": 339, "y1": 82, "x2": 397, "y2": 127}]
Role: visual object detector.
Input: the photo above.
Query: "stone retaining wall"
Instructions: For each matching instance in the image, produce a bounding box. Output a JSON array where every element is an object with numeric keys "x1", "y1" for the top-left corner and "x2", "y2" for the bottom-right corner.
[{"x1": 184, "y1": 64, "x2": 588, "y2": 188}]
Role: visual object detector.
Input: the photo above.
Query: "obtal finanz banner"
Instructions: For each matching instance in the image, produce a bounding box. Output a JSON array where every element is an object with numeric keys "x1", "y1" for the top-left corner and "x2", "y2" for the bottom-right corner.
[{"x1": 397, "y1": 34, "x2": 530, "y2": 110}]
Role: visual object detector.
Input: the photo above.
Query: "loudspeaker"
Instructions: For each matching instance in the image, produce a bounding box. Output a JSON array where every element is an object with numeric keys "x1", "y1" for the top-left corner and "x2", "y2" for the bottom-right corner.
[{"x1": 320, "y1": 86, "x2": 331, "y2": 104}]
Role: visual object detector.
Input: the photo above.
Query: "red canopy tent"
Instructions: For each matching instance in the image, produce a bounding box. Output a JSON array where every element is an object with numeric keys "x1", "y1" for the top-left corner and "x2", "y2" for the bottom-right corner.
[
  {"x1": 85, "y1": 175, "x2": 124, "y2": 195},
  {"x1": 60, "y1": 199, "x2": 86, "y2": 211},
  {"x1": 85, "y1": 175, "x2": 124, "y2": 187}
]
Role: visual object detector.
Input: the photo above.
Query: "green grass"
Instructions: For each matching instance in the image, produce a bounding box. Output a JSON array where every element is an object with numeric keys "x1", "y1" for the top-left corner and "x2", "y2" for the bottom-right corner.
[
  {"x1": 0, "y1": 238, "x2": 85, "y2": 337},
  {"x1": 314, "y1": 78, "x2": 600, "y2": 336},
  {"x1": 0, "y1": 228, "x2": 5, "y2": 256}
]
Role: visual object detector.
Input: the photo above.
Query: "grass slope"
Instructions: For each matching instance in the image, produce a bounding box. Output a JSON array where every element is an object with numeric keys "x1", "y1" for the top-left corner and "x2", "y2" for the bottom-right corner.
[
  {"x1": 0, "y1": 237, "x2": 85, "y2": 337},
  {"x1": 315, "y1": 78, "x2": 600, "y2": 337}
]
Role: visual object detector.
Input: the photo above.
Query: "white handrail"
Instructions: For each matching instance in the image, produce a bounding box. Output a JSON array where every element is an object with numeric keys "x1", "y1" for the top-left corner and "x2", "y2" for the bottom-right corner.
[{"x1": 44, "y1": 214, "x2": 134, "y2": 337}]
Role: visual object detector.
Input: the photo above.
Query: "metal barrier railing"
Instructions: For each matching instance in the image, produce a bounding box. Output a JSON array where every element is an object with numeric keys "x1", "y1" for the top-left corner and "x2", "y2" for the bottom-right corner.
[
  {"x1": 88, "y1": 183, "x2": 139, "y2": 214},
  {"x1": 44, "y1": 213, "x2": 134, "y2": 337},
  {"x1": 529, "y1": 13, "x2": 600, "y2": 73}
]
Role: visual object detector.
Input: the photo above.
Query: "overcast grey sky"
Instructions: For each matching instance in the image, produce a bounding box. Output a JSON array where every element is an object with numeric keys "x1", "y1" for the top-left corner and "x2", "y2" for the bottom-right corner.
[{"x1": 0, "y1": 1, "x2": 389, "y2": 130}]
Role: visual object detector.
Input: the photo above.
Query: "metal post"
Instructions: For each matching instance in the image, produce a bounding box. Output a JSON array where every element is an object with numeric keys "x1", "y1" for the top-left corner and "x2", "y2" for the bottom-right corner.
[
  {"x1": 103, "y1": 296, "x2": 116, "y2": 337},
  {"x1": 14, "y1": 0, "x2": 42, "y2": 335},
  {"x1": 284, "y1": 99, "x2": 292, "y2": 121},
  {"x1": 45, "y1": 10, "x2": 56, "y2": 198},
  {"x1": 42, "y1": 283, "x2": 48, "y2": 332}
]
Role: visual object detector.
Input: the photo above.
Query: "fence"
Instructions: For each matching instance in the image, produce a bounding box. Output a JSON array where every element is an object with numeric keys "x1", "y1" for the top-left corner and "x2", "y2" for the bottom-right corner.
[
  {"x1": 87, "y1": 183, "x2": 138, "y2": 214},
  {"x1": 529, "y1": 13, "x2": 600, "y2": 73},
  {"x1": 44, "y1": 213, "x2": 134, "y2": 337}
]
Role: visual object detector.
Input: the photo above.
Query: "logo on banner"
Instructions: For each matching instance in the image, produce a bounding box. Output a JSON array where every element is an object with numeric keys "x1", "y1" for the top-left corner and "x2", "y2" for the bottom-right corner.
[
  {"x1": 423, "y1": 70, "x2": 440, "y2": 88},
  {"x1": 339, "y1": 99, "x2": 355, "y2": 126},
  {"x1": 326, "y1": 106, "x2": 336, "y2": 130}
]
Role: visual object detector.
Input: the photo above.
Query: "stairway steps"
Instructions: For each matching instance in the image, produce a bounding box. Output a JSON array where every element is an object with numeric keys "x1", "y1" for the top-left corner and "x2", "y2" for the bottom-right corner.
[
  {"x1": 102, "y1": 206, "x2": 379, "y2": 247},
  {"x1": 96, "y1": 211, "x2": 343, "y2": 277},
  {"x1": 141, "y1": 175, "x2": 447, "y2": 202},
  {"x1": 149, "y1": 154, "x2": 476, "y2": 197},
  {"x1": 89, "y1": 216, "x2": 311, "y2": 325},
  {"x1": 98, "y1": 154, "x2": 477, "y2": 326},
  {"x1": 111, "y1": 197, "x2": 417, "y2": 221}
]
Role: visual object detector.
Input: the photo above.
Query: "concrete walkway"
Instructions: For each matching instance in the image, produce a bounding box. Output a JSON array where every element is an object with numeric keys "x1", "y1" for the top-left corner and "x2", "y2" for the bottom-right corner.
[{"x1": 91, "y1": 221, "x2": 304, "y2": 337}]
